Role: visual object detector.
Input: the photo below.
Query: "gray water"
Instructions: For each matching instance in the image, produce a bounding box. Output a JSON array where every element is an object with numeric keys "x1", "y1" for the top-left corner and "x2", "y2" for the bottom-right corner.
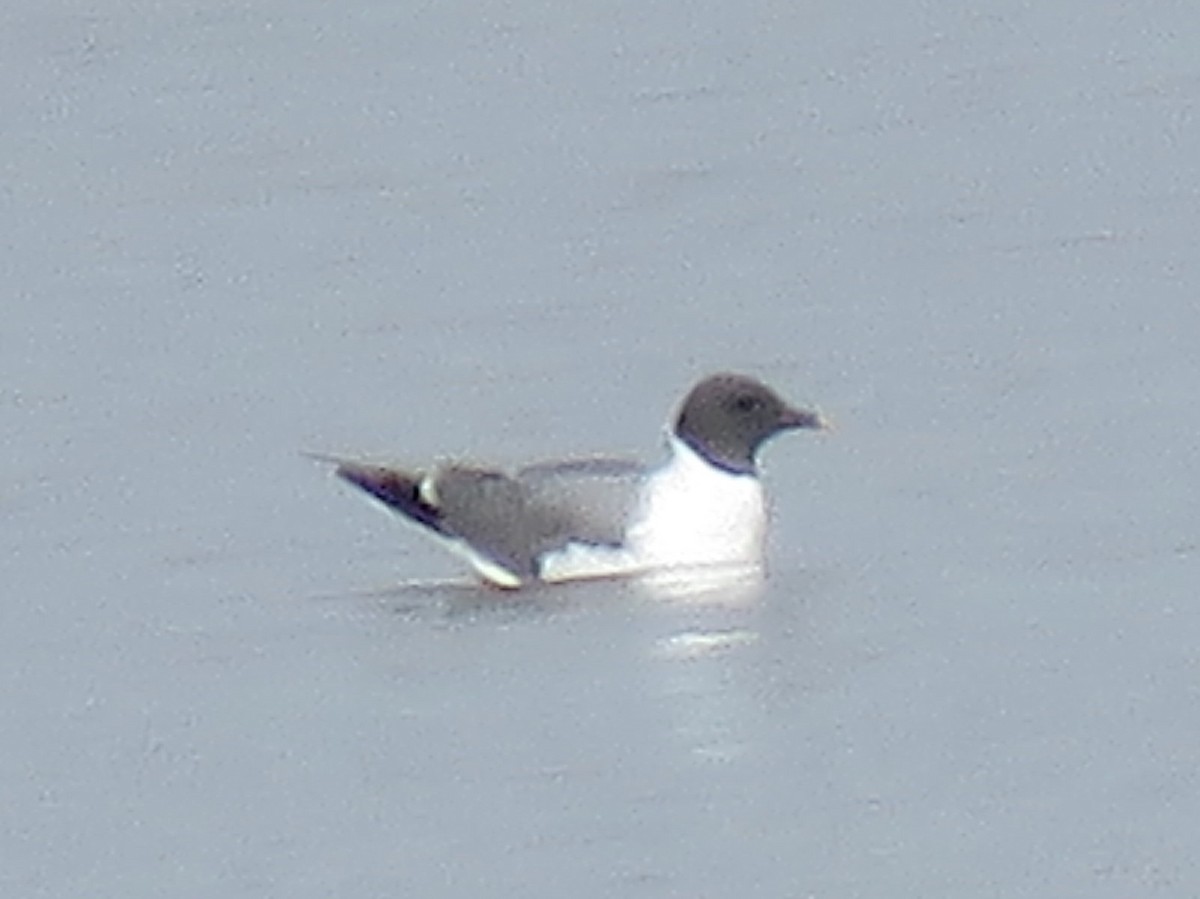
[{"x1": 4, "y1": 1, "x2": 1199, "y2": 896}]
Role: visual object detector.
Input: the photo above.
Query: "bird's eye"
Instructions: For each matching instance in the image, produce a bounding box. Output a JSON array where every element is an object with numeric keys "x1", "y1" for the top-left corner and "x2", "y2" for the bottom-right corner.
[{"x1": 734, "y1": 395, "x2": 759, "y2": 412}]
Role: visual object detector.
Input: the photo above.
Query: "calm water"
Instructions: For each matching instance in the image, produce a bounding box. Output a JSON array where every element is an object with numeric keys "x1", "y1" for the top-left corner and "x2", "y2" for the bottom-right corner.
[{"x1": 4, "y1": 1, "x2": 1198, "y2": 895}]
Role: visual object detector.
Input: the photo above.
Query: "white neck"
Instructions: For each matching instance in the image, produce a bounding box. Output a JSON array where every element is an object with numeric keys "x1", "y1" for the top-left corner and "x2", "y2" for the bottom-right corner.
[{"x1": 628, "y1": 436, "x2": 767, "y2": 568}]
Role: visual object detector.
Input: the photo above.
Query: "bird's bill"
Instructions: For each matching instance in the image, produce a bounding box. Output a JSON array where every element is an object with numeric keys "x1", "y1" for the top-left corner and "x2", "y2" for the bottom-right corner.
[{"x1": 779, "y1": 406, "x2": 831, "y2": 432}]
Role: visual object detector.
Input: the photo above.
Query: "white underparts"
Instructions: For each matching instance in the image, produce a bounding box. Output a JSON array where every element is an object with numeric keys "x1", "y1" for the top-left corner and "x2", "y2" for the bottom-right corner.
[
  {"x1": 538, "y1": 541, "x2": 640, "y2": 583},
  {"x1": 537, "y1": 436, "x2": 767, "y2": 583},
  {"x1": 627, "y1": 435, "x2": 767, "y2": 569}
]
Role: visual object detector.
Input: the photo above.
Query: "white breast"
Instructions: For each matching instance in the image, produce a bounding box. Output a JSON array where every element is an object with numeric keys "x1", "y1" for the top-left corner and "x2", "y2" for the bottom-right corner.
[{"x1": 627, "y1": 436, "x2": 767, "y2": 570}]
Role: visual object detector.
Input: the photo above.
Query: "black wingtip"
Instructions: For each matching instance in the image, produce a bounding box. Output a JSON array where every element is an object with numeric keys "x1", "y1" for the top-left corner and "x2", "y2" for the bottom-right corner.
[{"x1": 335, "y1": 462, "x2": 444, "y2": 533}]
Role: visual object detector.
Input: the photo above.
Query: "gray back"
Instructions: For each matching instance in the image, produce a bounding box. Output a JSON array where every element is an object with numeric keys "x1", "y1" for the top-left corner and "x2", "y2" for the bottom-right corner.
[
  {"x1": 518, "y1": 457, "x2": 645, "y2": 546},
  {"x1": 434, "y1": 457, "x2": 646, "y2": 578}
]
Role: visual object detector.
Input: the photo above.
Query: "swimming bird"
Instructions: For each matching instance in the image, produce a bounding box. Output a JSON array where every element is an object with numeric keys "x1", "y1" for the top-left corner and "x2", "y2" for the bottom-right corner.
[{"x1": 329, "y1": 372, "x2": 826, "y2": 588}]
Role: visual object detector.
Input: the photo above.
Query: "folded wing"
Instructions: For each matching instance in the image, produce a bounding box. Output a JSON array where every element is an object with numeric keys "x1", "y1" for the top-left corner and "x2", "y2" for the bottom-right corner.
[{"x1": 336, "y1": 456, "x2": 646, "y2": 582}]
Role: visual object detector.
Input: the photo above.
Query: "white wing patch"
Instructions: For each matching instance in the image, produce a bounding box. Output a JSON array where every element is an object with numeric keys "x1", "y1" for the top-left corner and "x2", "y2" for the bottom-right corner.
[
  {"x1": 424, "y1": 530, "x2": 523, "y2": 589},
  {"x1": 418, "y1": 473, "x2": 440, "y2": 506}
]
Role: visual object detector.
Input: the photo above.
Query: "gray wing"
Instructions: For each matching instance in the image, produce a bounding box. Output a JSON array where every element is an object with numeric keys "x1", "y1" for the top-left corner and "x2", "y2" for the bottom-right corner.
[
  {"x1": 516, "y1": 457, "x2": 647, "y2": 548},
  {"x1": 435, "y1": 457, "x2": 645, "y2": 578},
  {"x1": 339, "y1": 456, "x2": 646, "y2": 581}
]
